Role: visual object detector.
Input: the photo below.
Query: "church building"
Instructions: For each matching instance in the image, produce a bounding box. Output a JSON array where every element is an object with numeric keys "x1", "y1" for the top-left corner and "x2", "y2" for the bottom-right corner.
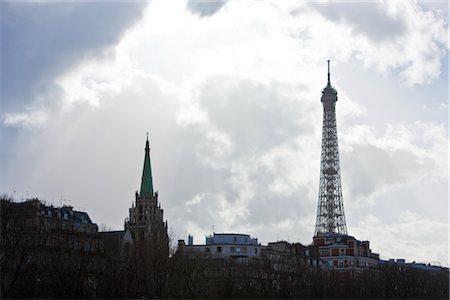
[
  {"x1": 100, "y1": 136, "x2": 169, "y2": 256},
  {"x1": 125, "y1": 136, "x2": 169, "y2": 247}
]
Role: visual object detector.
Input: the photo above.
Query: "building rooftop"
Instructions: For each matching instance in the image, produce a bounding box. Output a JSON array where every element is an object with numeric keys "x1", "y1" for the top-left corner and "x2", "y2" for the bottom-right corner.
[{"x1": 205, "y1": 233, "x2": 259, "y2": 245}]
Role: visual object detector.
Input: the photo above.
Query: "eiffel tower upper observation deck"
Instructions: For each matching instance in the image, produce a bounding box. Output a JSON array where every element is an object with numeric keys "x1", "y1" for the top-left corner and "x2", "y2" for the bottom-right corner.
[{"x1": 314, "y1": 61, "x2": 347, "y2": 236}]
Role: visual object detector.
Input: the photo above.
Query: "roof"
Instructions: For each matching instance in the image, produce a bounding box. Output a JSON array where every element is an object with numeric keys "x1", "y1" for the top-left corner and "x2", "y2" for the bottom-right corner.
[
  {"x1": 140, "y1": 137, "x2": 154, "y2": 196},
  {"x1": 73, "y1": 211, "x2": 93, "y2": 224},
  {"x1": 210, "y1": 233, "x2": 251, "y2": 237},
  {"x1": 2, "y1": 198, "x2": 96, "y2": 226}
]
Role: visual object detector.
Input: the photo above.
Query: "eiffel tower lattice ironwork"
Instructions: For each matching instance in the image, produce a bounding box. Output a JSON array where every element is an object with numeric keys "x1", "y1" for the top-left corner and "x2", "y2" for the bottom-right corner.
[{"x1": 314, "y1": 61, "x2": 348, "y2": 236}]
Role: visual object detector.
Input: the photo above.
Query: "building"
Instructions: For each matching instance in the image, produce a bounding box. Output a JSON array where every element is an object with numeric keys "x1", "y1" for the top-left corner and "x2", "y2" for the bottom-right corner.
[
  {"x1": 0, "y1": 198, "x2": 100, "y2": 250},
  {"x1": 0, "y1": 198, "x2": 101, "y2": 298},
  {"x1": 100, "y1": 136, "x2": 169, "y2": 256},
  {"x1": 313, "y1": 233, "x2": 379, "y2": 269},
  {"x1": 262, "y1": 241, "x2": 320, "y2": 268},
  {"x1": 381, "y1": 258, "x2": 448, "y2": 272},
  {"x1": 312, "y1": 62, "x2": 379, "y2": 269},
  {"x1": 178, "y1": 233, "x2": 261, "y2": 261},
  {"x1": 124, "y1": 136, "x2": 168, "y2": 249}
]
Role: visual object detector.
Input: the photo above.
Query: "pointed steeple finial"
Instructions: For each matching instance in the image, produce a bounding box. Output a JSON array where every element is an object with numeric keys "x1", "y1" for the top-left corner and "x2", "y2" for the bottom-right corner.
[
  {"x1": 327, "y1": 60, "x2": 331, "y2": 85},
  {"x1": 145, "y1": 132, "x2": 150, "y2": 152},
  {"x1": 140, "y1": 134, "x2": 153, "y2": 197}
]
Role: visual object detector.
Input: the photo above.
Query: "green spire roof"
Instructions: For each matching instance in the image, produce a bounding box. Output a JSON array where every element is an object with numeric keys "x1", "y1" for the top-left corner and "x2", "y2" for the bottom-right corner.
[{"x1": 140, "y1": 136, "x2": 153, "y2": 197}]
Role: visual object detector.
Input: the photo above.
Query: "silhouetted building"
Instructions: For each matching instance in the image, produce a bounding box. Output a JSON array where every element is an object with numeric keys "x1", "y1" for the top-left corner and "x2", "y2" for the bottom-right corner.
[
  {"x1": 100, "y1": 136, "x2": 169, "y2": 257},
  {"x1": 0, "y1": 198, "x2": 101, "y2": 298}
]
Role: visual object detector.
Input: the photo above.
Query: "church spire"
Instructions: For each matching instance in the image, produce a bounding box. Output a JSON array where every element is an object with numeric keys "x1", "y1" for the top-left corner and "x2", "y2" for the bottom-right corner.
[{"x1": 140, "y1": 133, "x2": 154, "y2": 197}]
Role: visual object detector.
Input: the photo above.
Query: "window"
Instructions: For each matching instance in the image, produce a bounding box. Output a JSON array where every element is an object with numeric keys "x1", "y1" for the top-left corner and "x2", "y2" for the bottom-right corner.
[
  {"x1": 205, "y1": 247, "x2": 210, "y2": 253},
  {"x1": 242, "y1": 247, "x2": 247, "y2": 253},
  {"x1": 236, "y1": 247, "x2": 241, "y2": 253},
  {"x1": 255, "y1": 248, "x2": 258, "y2": 254},
  {"x1": 230, "y1": 246, "x2": 235, "y2": 253},
  {"x1": 217, "y1": 246, "x2": 222, "y2": 253}
]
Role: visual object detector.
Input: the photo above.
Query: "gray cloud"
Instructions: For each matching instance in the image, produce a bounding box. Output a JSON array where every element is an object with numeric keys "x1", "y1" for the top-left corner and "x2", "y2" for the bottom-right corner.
[
  {"x1": 417, "y1": 1, "x2": 448, "y2": 17},
  {"x1": 1, "y1": 2, "x2": 146, "y2": 113},
  {"x1": 198, "y1": 77, "x2": 314, "y2": 158},
  {"x1": 174, "y1": 77, "x2": 321, "y2": 239},
  {"x1": 186, "y1": 0, "x2": 228, "y2": 17},
  {"x1": 309, "y1": 2, "x2": 406, "y2": 41},
  {"x1": 341, "y1": 144, "x2": 434, "y2": 206}
]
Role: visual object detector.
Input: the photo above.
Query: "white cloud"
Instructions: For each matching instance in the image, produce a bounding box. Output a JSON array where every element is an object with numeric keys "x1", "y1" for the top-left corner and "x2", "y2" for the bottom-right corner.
[
  {"x1": 311, "y1": 1, "x2": 447, "y2": 85},
  {"x1": 3, "y1": 110, "x2": 49, "y2": 127},
  {"x1": 352, "y1": 213, "x2": 448, "y2": 266},
  {"x1": 341, "y1": 121, "x2": 447, "y2": 209}
]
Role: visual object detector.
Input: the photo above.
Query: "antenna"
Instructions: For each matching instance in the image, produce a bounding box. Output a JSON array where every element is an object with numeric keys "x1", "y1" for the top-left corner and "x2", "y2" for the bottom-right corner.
[{"x1": 327, "y1": 60, "x2": 331, "y2": 84}]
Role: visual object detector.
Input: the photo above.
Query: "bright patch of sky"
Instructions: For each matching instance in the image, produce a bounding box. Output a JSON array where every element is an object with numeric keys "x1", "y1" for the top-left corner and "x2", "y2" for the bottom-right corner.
[{"x1": 1, "y1": 0, "x2": 448, "y2": 266}]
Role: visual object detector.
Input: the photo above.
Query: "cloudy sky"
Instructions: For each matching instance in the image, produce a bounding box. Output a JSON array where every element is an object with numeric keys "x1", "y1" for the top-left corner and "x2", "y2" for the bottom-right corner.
[{"x1": 1, "y1": 1, "x2": 448, "y2": 266}]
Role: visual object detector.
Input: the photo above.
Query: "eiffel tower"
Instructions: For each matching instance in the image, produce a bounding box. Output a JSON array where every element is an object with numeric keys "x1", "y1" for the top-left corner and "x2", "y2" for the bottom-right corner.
[{"x1": 314, "y1": 61, "x2": 348, "y2": 236}]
